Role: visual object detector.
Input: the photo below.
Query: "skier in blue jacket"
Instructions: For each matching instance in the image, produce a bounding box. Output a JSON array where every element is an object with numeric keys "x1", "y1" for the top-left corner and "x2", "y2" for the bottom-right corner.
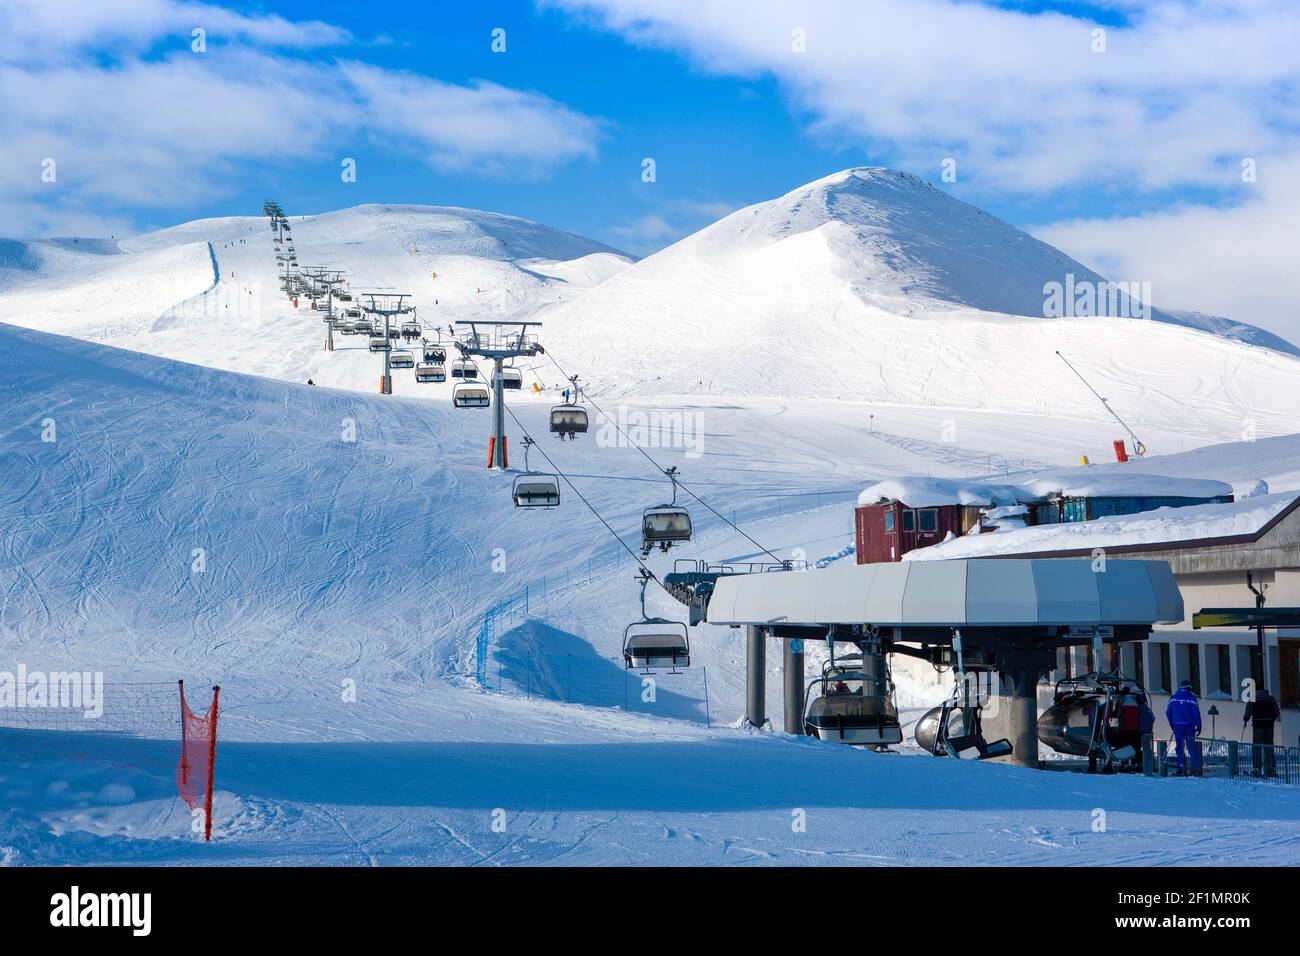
[{"x1": 1165, "y1": 680, "x2": 1202, "y2": 776}]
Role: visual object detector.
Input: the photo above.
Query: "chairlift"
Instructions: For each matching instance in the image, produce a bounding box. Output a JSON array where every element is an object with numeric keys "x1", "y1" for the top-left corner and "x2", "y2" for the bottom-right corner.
[
  {"x1": 803, "y1": 646, "x2": 901, "y2": 747},
  {"x1": 549, "y1": 375, "x2": 588, "y2": 439},
  {"x1": 401, "y1": 321, "x2": 422, "y2": 340},
  {"x1": 415, "y1": 362, "x2": 446, "y2": 383},
  {"x1": 917, "y1": 666, "x2": 1013, "y2": 761},
  {"x1": 641, "y1": 467, "x2": 692, "y2": 555},
  {"x1": 423, "y1": 345, "x2": 447, "y2": 364},
  {"x1": 451, "y1": 359, "x2": 478, "y2": 379},
  {"x1": 337, "y1": 291, "x2": 352, "y2": 302},
  {"x1": 511, "y1": 439, "x2": 560, "y2": 509},
  {"x1": 368, "y1": 335, "x2": 390, "y2": 352},
  {"x1": 622, "y1": 570, "x2": 690, "y2": 672},
  {"x1": 549, "y1": 404, "x2": 588, "y2": 439},
  {"x1": 452, "y1": 382, "x2": 490, "y2": 408},
  {"x1": 1038, "y1": 670, "x2": 1149, "y2": 772},
  {"x1": 502, "y1": 367, "x2": 523, "y2": 390},
  {"x1": 390, "y1": 349, "x2": 415, "y2": 369},
  {"x1": 354, "y1": 318, "x2": 373, "y2": 334}
]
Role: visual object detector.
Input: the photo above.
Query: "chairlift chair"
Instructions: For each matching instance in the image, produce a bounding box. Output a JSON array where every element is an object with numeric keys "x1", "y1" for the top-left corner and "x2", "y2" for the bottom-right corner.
[
  {"x1": 415, "y1": 362, "x2": 446, "y2": 383},
  {"x1": 622, "y1": 571, "x2": 689, "y2": 672},
  {"x1": 1038, "y1": 670, "x2": 1149, "y2": 772},
  {"x1": 501, "y1": 367, "x2": 523, "y2": 390},
  {"x1": 641, "y1": 467, "x2": 692, "y2": 555},
  {"x1": 803, "y1": 674, "x2": 903, "y2": 747},
  {"x1": 423, "y1": 345, "x2": 447, "y2": 364},
  {"x1": 368, "y1": 335, "x2": 390, "y2": 352},
  {"x1": 452, "y1": 382, "x2": 490, "y2": 408},
  {"x1": 918, "y1": 681, "x2": 1013, "y2": 761},
  {"x1": 390, "y1": 349, "x2": 415, "y2": 369},
  {"x1": 511, "y1": 438, "x2": 560, "y2": 509},
  {"x1": 451, "y1": 359, "x2": 478, "y2": 379},
  {"x1": 548, "y1": 404, "x2": 589, "y2": 439}
]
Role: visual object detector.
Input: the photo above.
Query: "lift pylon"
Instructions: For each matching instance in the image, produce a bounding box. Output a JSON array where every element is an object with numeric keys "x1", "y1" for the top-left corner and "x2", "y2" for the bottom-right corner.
[{"x1": 454, "y1": 320, "x2": 544, "y2": 469}]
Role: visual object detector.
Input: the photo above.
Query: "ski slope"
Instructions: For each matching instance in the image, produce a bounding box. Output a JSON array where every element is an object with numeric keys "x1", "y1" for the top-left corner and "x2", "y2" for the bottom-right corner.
[
  {"x1": 4, "y1": 320, "x2": 1300, "y2": 865},
  {"x1": 4, "y1": 173, "x2": 1300, "y2": 865}
]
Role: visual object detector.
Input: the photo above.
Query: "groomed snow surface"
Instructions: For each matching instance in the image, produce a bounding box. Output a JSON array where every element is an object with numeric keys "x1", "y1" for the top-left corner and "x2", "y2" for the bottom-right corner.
[{"x1": 4, "y1": 177, "x2": 1300, "y2": 866}]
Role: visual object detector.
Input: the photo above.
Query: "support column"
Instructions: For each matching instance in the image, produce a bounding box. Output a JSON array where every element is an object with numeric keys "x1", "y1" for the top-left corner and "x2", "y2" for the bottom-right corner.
[
  {"x1": 1004, "y1": 667, "x2": 1039, "y2": 769},
  {"x1": 490, "y1": 357, "x2": 507, "y2": 469},
  {"x1": 783, "y1": 638, "x2": 805, "y2": 734},
  {"x1": 746, "y1": 625, "x2": 766, "y2": 729},
  {"x1": 986, "y1": 646, "x2": 1053, "y2": 768}
]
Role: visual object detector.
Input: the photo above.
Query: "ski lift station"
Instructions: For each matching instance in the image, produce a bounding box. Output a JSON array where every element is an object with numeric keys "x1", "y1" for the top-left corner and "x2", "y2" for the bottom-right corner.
[
  {"x1": 669, "y1": 556, "x2": 1184, "y2": 767},
  {"x1": 894, "y1": 494, "x2": 1300, "y2": 754}
]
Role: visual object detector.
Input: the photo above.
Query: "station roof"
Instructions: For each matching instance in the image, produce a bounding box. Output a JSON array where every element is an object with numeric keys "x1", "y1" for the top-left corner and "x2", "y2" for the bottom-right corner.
[{"x1": 705, "y1": 558, "x2": 1183, "y2": 629}]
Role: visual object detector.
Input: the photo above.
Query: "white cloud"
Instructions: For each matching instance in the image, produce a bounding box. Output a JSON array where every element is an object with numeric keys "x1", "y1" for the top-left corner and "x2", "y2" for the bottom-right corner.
[
  {"x1": 341, "y1": 64, "x2": 600, "y2": 173},
  {"x1": 1, "y1": 1, "x2": 601, "y2": 235},
  {"x1": 547, "y1": 0, "x2": 1300, "y2": 193},
  {"x1": 609, "y1": 198, "x2": 744, "y2": 253},
  {"x1": 0, "y1": 0, "x2": 349, "y2": 61},
  {"x1": 1034, "y1": 156, "x2": 1300, "y2": 343}
]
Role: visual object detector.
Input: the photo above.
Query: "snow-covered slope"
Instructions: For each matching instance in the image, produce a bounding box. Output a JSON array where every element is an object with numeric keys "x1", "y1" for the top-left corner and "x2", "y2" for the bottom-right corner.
[
  {"x1": 540, "y1": 168, "x2": 1300, "y2": 443},
  {"x1": 0, "y1": 204, "x2": 632, "y2": 391},
  {"x1": 6, "y1": 320, "x2": 1300, "y2": 865}
]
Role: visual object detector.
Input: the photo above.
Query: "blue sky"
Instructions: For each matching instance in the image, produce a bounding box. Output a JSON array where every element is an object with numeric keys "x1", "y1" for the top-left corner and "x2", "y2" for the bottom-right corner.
[{"x1": 4, "y1": 0, "x2": 1299, "y2": 337}]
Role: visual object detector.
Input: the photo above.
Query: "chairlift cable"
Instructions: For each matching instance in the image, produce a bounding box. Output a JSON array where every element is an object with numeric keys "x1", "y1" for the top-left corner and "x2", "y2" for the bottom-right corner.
[
  {"x1": 501, "y1": 403, "x2": 661, "y2": 583},
  {"x1": 538, "y1": 348, "x2": 785, "y2": 564}
]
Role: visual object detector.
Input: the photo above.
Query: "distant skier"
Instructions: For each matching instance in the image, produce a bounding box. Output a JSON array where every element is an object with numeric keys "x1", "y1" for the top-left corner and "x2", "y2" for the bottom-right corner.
[
  {"x1": 1165, "y1": 680, "x2": 1202, "y2": 776},
  {"x1": 307, "y1": 379, "x2": 316, "y2": 386},
  {"x1": 1244, "y1": 688, "x2": 1281, "y2": 776}
]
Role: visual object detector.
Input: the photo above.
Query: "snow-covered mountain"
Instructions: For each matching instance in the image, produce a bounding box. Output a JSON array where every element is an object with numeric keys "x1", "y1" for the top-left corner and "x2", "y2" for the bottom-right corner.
[
  {"x1": 540, "y1": 168, "x2": 1300, "y2": 443},
  {"x1": 0, "y1": 204, "x2": 632, "y2": 391}
]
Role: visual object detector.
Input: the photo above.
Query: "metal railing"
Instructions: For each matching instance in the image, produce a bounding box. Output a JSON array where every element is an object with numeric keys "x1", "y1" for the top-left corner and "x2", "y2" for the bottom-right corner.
[{"x1": 1149, "y1": 734, "x2": 1300, "y2": 784}]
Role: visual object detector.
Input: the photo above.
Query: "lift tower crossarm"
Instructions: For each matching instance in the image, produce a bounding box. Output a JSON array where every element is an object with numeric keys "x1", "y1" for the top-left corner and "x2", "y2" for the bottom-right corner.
[
  {"x1": 362, "y1": 294, "x2": 414, "y2": 395},
  {"x1": 454, "y1": 320, "x2": 544, "y2": 469}
]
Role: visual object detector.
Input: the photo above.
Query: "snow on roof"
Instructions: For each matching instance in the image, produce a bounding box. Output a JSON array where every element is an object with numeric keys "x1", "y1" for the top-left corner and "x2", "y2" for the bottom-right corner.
[
  {"x1": 857, "y1": 477, "x2": 1030, "y2": 508},
  {"x1": 904, "y1": 492, "x2": 1300, "y2": 561},
  {"x1": 859, "y1": 470, "x2": 1234, "y2": 509},
  {"x1": 1016, "y1": 469, "x2": 1233, "y2": 500}
]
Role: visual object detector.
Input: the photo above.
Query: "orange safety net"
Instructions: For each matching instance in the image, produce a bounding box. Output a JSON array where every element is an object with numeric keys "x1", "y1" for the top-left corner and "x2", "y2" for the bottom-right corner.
[{"x1": 176, "y1": 681, "x2": 221, "y2": 841}]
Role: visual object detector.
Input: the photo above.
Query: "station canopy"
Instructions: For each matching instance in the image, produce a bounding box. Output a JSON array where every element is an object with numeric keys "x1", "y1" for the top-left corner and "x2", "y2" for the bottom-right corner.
[{"x1": 705, "y1": 558, "x2": 1183, "y2": 629}]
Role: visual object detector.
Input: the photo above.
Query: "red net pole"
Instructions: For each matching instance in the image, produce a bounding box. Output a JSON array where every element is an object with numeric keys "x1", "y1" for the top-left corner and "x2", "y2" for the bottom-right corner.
[
  {"x1": 204, "y1": 686, "x2": 220, "y2": 842},
  {"x1": 176, "y1": 681, "x2": 221, "y2": 842}
]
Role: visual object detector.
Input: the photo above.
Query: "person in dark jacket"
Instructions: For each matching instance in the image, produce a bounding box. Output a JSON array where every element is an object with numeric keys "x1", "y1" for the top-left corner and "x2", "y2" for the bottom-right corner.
[
  {"x1": 1244, "y1": 689, "x2": 1281, "y2": 776},
  {"x1": 1165, "y1": 680, "x2": 1202, "y2": 776}
]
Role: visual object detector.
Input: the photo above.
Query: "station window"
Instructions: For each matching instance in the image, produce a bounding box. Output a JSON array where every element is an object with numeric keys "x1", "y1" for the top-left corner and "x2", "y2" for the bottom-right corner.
[
  {"x1": 1157, "y1": 642, "x2": 1172, "y2": 692},
  {"x1": 884, "y1": 511, "x2": 895, "y2": 533},
  {"x1": 1186, "y1": 646, "x2": 1201, "y2": 696},
  {"x1": 1132, "y1": 642, "x2": 1144, "y2": 687},
  {"x1": 902, "y1": 510, "x2": 915, "y2": 532},
  {"x1": 918, "y1": 508, "x2": 938, "y2": 533},
  {"x1": 1215, "y1": 645, "x2": 1232, "y2": 696}
]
